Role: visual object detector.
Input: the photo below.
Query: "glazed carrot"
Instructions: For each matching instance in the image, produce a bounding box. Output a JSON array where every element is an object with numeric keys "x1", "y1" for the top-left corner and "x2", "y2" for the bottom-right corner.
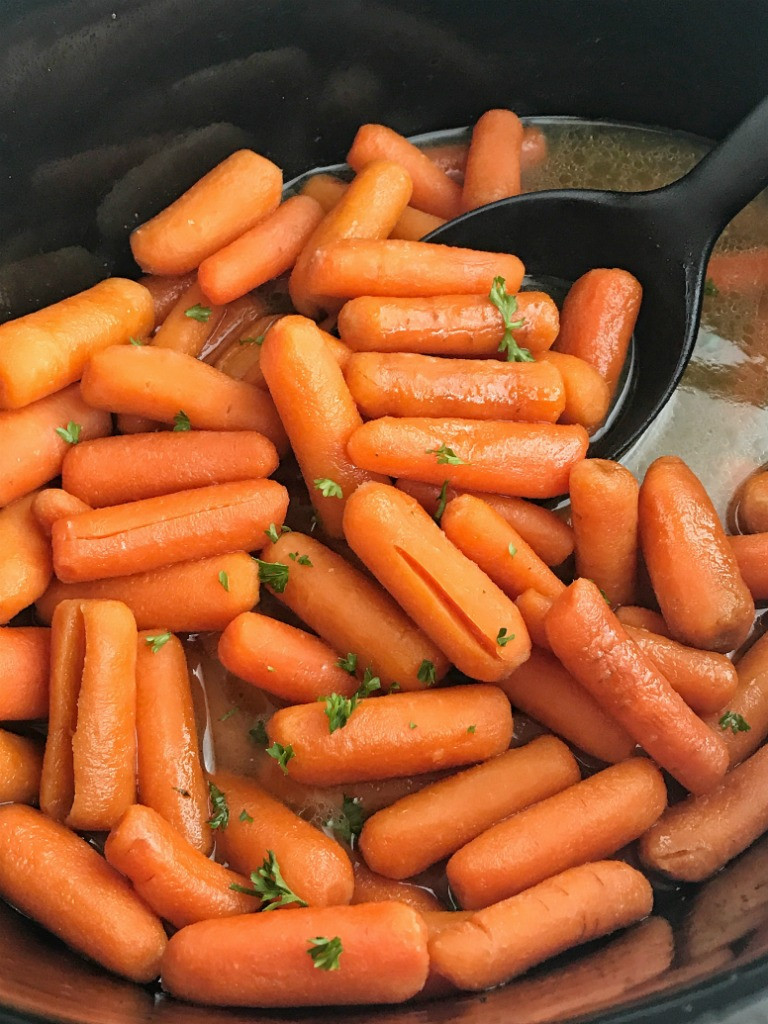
[
  {"x1": 37, "y1": 552, "x2": 260, "y2": 632},
  {"x1": 198, "y1": 195, "x2": 324, "y2": 305},
  {"x1": 161, "y1": 902, "x2": 428, "y2": 1007},
  {"x1": 267, "y1": 685, "x2": 513, "y2": 785},
  {"x1": 263, "y1": 532, "x2": 449, "y2": 691},
  {"x1": 33, "y1": 489, "x2": 91, "y2": 538},
  {"x1": 200, "y1": 293, "x2": 272, "y2": 362},
  {"x1": 104, "y1": 805, "x2": 254, "y2": 928},
  {"x1": 0, "y1": 804, "x2": 166, "y2": 982},
  {"x1": 0, "y1": 492, "x2": 52, "y2": 624},
  {"x1": 62, "y1": 430, "x2": 278, "y2": 507},
  {"x1": 260, "y1": 315, "x2": 387, "y2": 538},
  {"x1": 218, "y1": 613, "x2": 359, "y2": 704},
  {"x1": 289, "y1": 160, "x2": 413, "y2": 317},
  {"x1": 351, "y1": 861, "x2": 442, "y2": 911},
  {"x1": 430, "y1": 860, "x2": 652, "y2": 991},
  {"x1": 498, "y1": 647, "x2": 637, "y2": 763},
  {"x1": 539, "y1": 351, "x2": 612, "y2": 432},
  {"x1": 138, "y1": 272, "x2": 196, "y2": 324},
  {"x1": 0, "y1": 627, "x2": 50, "y2": 719},
  {"x1": 514, "y1": 589, "x2": 554, "y2": 649},
  {"x1": 639, "y1": 456, "x2": 754, "y2": 652},
  {"x1": 136, "y1": 632, "x2": 209, "y2": 854},
  {"x1": 304, "y1": 238, "x2": 525, "y2": 301},
  {"x1": 80, "y1": 345, "x2": 288, "y2": 450},
  {"x1": 546, "y1": 578, "x2": 729, "y2": 794},
  {"x1": 52, "y1": 479, "x2": 288, "y2": 583},
  {"x1": 344, "y1": 483, "x2": 530, "y2": 681},
  {"x1": 729, "y1": 532, "x2": 768, "y2": 599},
  {"x1": 214, "y1": 318, "x2": 352, "y2": 388},
  {"x1": 554, "y1": 268, "x2": 642, "y2": 397},
  {"x1": 348, "y1": 418, "x2": 589, "y2": 499},
  {"x1": 615, "y1": 605, "x2": 670, "y2": 635},
  {"x1": 461, "y1": 109, "x2": 524, "y2": 212},
  {"x1": 0, "y1": 278, "x2": 154, "y2": 409},
  {"x1": 738, "y1": 472, "x2": 768, "y2": 533},
  {"x1": 344, "y1": 352, "x2": 565, "y2": 422},
  {"x1": 703, "y1": 630, "x2": 768, "y2": 766},
  {"x1": 0, "y1": 729, "x2": 43, "y2": 804},
  {"x1": 706, "y1": 247, "x2": 768, "y2": 295},
  {"x1": 360, "y1": 736, "x2": 579, "y2": 880},
  {"x1": 337, "y1": 292, "x2": 559, "y2": 357},
  {"x1": 210, "y1": 771, "x2": 354, "y2": 907},
  {"x1": 151, "y1": 280, "x2": 225, "y2": 357},
  {"x1": 396, "y1": 480, "x2": 574, "y2": 565},
  {"x1": 0, "y1": 384, "x2": 111, "y2": 507},
  {"x1": 130, "y1": 150, "x2": 283, "y2": 276},
  {"x1": 347, "y1": 123, "x2": 462, "y2": 219}
]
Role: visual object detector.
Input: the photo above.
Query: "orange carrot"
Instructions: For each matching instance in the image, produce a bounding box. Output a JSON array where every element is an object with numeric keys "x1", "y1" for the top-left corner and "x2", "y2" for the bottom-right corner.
[
  {"x1": 200, "y1": 292, "x2": 271, "y2": 362},
  {"x1": 615, "y1": 605, "x2": 670, "y2": 635},
  {"x1": 461, "y1": 109, "x2": 524, "y2": 212},
  {"x1": 213, "y1": 320, "x2": 350, "y2": 389},
  {"x1": 262, "y1": 532, "x2": 449, "y2": 691},
  {"x1": 130, "y1": 150, "x2": 283, "y2": 275},
  {"x1": 347, "y1": 123, "x2": 462, "y2": 219},
  {"x1": 639, "y1": 456, "x2": 754, "y2": 652},
  {"x1": 703, "y1": 630, "x2": 768, "y2": 766},
  {"x1": 344, "y1": 351, "x2": 565, "y2": 422},
  {"x1": 267, "y1": 684, "x2": 513, "y2": 786},
  {"x1": 729, "y1": 532, "x2": 768, "y2": 599},
  {"x1": 0, "y1": 492, "x2": 52, "y2": 624},
  {"x1": 151, "y1": 280, "x2": 225, "y2": 357},
  {"x1": 300, "y1": 173, "x2": 444, "y2": 240},
  {"x1": 426, "y1": 126, "x2": 548, "y2": 177},
  {"x1": 337, "y1": 292, "x2": 559, "y2": 357},
  {"x1": 52, "y1": 479, "x2": 288, "y2": 583},
  {"x1": 0, "y1": 384, "x2": 111, "y2": 507},
  {"x1": 62, "y1": 430, "x2": 278, "y2": 507},
  {"x1": 0, "y1": 729, "x2": 43, "y2": 804},
  {"x1": 138, "y1": 272, "x2": 196, "y2": 324},
  {"x1": 198, "y1": 195, "x2": 324, "y2": 305},
  {"x1": 348, "y1": 418, "x2": 588, "y2": 499},
  {"x1": 706, "y1": 248, "x2": 768, "y2": 295},
  {"x1": 737, "y1": 472, "x2": 768, "y2": 533},
  {"x1": 0, "y1": 627, "x2": 50, "y2": 720},
  {"x1": 554, "y1": 268, "x2": 642, "y2": 397},
  {"x1": 360, "y1": 736, "x2": 579, "y2": 880},
  {"x1": 161, "y1": 902, "x2": 428, "y2": 1006},
  {"x1": 539, "y1": 350, "x2": 612, "y2": 432},
  {"x1": 350, "y1": 861, "x2": 442, "y2": 912},
  {"x1": 260, "y1": 315, "x2": 387, "y2": 537},
  {"x1": 344, "y1": 483, "x2": 530, "y2": 681},
  {"x1": 546, "y1": 578, "x2": 729, "y2": 794},
  {"x1": 104, "y1": 804, "x2": 255, "y2": 928},
  {"x1": 514, "y1": 588, "x2": 554, "y2": 649},
  {"x1": 33, "y1": 489, "x2": 91, "y2": 538},
  {"x1": 0, "y1": 804, "x2": 166, "y2": 982},
  {"x1": 0, "y1": 278, "x2": 154, "y2": 409}
]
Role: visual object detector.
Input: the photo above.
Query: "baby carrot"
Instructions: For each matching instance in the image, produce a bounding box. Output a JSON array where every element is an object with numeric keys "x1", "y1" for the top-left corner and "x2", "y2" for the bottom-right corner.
[
  {"x1": 539, "y1": 351, "x2": 612, "y2": 432},
  {"x1": 218, "y1": 613, "x2": 359, "y2": 704},
  {"x1": 0, "y1": 729, "x2": 43, "y2": 804},
  {"x1": 200, "y1": 293, "x2": 272, "y2": 363},
  {"x1": 52, "y1": 478, "x2": 288, "y2": 583},
  {"x1": 351, "y1": 861, "x2": 442, "y2": 912},
  {"x1": 300, "y1": 174, "x2": 445, "y2": 240},
  {"x1": 461, "y1": 109, "x2": 524, "y2": 212},
  {"x1": 104, "y1": 804, "x2": 255, "y2": 928},
  {"x1": 0, "y1": 278, "x2": 154, "y2": 409},
  {"x1": 347, "y1": 418, "x2": 589, "y2": 499},
  {"x1": 151, "y1": 280, "x2": 225, "y2": 357},
  {"x1": 198, "y1": 195, "x2": 324, "y2": 305},
  {"x1": 62, "y1": 430, "x2": 278, "y2": 508},
  {"x1": 33, "y1": 489, "x2": 91, "y2": 538},
  {"x1": 260, "y1": 315, "x2": 387, "y2": 538},
  {"x1": 344, "y1": 352, "x2": 565, "y2": 422},
  {"x1": 514, "y1": 588, "x2": 554, "y2": 649},
  {"x1": 430, "y1": 860, "x2": 653, "y2": 991},
  {"x1": 360, "y1": 736, "x2": 579, "y2": 880},
  {"x1": 554, "y1": 268, "x2": 642, "y2": 397},
  {"x1": 639, "y1": 456, "x2": 754, "y2": 652},
  {"x1": 347, "y1": 123, "x2": 462, "y2": 219},
  {"x1": 738, "y1": 472, "x2": 768, "y2": 533},
  {"x1": 546, "y1": 578, "x2": 729, "y2": 794},
  {"x1": 729, "y1": 532, "x2": 768, "y2": 599},
  {"x1": 138, "y1": 272, "x2": 196, "y2": 324},
  {"x1": 37, "y1": 552, "x2": 260, "y2": 632},
  {"x1": 130, "y1": 150, "x2": 283, "y2": 275},
  {"x1": 615, "y1": 605, "x2": 670, "y2": 635},
  {"x1": 344, "y1": 483, "x2": 530, "y2": 681},
  {"x1": 0, "y1": 804, "x2": 166, "y2": 982},
  {"x1": 210, "y1": 770, "x2": 354, "y2": 908},
  {"x1": 262, "y1": 532, "x2": 449, "y2": 692},
  {"x1": 267, "y1": 684, "x2": 513, "y2": 785},
  {"x1": 161, "y1": 902, "x2": 429, "y2": 1007},
  {"x1": 0, "y1": 384, "x2": 111, "y2": 507},
  {"x1": 0, "y1": 626, "x2": 50, "y2": 720},
  {"x1": 0, "y1": 492, "x2": 52, "y2": 624},
  {"x1": 703, "y1": 630, "x2": 768, "y2": 766}
]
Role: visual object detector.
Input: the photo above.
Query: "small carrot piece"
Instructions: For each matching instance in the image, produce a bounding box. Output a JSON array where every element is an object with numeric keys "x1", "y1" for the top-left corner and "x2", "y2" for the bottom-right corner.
[
  {"x1": 737, "y1": 472, "x2": 768, "y2": 533},
  {"x1": 360, "y1": 736, "x2": 579, "y2": 880},
  {"x1": 0, "y1": 627, "x2": 50, "y2": 720},
  {"x1": 343, "y1": 483, "x2": 530, "y2": 681},
  {"x1": 151, "y1": 279, "x2": 225, "y2": 357},
  {"x1": 348, "y1": 418, "x2": 589, "y2": 499},
  {"x1": 729, "y1": 532, "x2": 768, "y2": 599},
  {"x1": 514, "y1": 588, "x2": 554, "y2": 649},
  {"x1": 130, "y1": 150, "x2": 283, "y2": 276},
  {"x1": 546, "y1": 578, "x2": 729, "y2": 794},
  {"x1": 350, "y1": 861, "x2": 441, "y2": 912},
  {"x1": 0, "y1": 729, "x2": 43, "y2": 804},
  {"x1": 200, "y1": 293, "x2": 271, "y2": 362},
  {"x1": 62, "y1": 430, "x2": 278, "y2": 508},
  {"x1": 33, "y1": 489, "x2": 92, "y2": 538},
  {"x1": 615, "y1": 605, "x2": 670, "y2": 635},
  {"x1": 639, "y1": 456, "x2": 754, "y2": 652},
  {"x1": 461, "y1": 109, "x2": 524, "y2": 213},
  {"x1": 138, "y1": 272, "x2": 196, "y2": 324},
  {"x1": 0, "y1": 278, "x2": 154, "y2": 409},
  {"x1": 706, "y1": 247, "x2": 768, "y2": 295},
  {"x1": 0, "y1": 492, "x2": 52, "y2": 624},
  {"x1": 703, "y1": 630, "x2": 768, "y2": 767},
  {"x1": 539, "y1": 350, "x2": 612, "y2": 433},
  {"x1": 0, "y1": 804, "x2": 166, "y2": 982}
]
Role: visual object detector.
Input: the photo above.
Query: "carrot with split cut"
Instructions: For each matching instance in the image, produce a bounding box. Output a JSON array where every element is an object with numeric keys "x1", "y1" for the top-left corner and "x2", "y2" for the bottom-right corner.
[
  {"x1": 539, "y1": 351, "x2": 612, "y2": 432},
  {"x1": 33, "y1": 489, "x2": 91, "y2": 538},
  {"x1": 0, "y1": 492, "x2": 52, "y2": 624},
  {"x1": 0, "y1": 278, "x2": 154, "y2": 409},
  {"x1": 729, "y1": 532, "x2": 768, "y2": 599},
  {"x1": 0, "y1": 627, "x2": 50, "y2": 720},
  {"x1": 615, "y1": 606, "x2": 670, "y2": 635},
  {"x1": 344, "y1": 483, "x2": 530, "y2": 681},
  {"x1": 151, "y1": 280, "x2": 225, "y2": 357},
  {"x1": 546, "y1": 578, "x2": 729, "y2": 794},
  {"x1": 350, "y1": 861, "x2": 442, "y2": 911},
  {"x1": 461, "y1": 109, "x2": 524, "y2": 212},
  {"x1": 130, "y1": 149, "x2": 283, "y2": 276},
  {"x1": 62, "y1": 431, "x2": 278, "y2": 508},
  {"x1": 348, "y1": 418, "x2": 588, "y2": 499},
  {"x1": 703, "y1": 630, "x2": 768, "y2": 767},
  {"x1": 738, "y1": 472, "x2": 768, "y2": 533},
  {"x1": 514, "y1": 589, "x2": 554, "y2": 649},
  {"x1": 138, "y1": 272, "x2": 196, "y2": 324},
  {"x1": 0, "y1": 730, "x2": 43, "y2": 804},
  {"x1": 300, "y1": 174, "x2": 444, "y2": 240}
]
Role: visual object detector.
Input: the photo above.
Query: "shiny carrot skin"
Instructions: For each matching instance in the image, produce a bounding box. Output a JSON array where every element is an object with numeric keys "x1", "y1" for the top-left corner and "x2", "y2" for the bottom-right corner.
[
  {"x1": 738, "y1": 472, "x2": 768, "y2": 532},
  {"x1": 0, "y1": 492, "x2": 52, "y2": 624},
  {"x1": 150, "y1": 279, "x2": 225, "y2": 357},
  {"x1": 0, "y1": 627, "x2": 50, "y2": 720},
  {"x1": 703, "y1": 630, "x2": 768, "y2": 766},
  {"x1": 33, "y1": 489, "x2": 91, "y2": 538},
  {"x1": 139, "y1": 272, "x2": 196, "y2": 324},
  {"x1": 0, "y1": 729, "x2": 43, "y2": 804},
  {"x1": 299, "y1": 173, "x2": 444, "y2": 239},
  {"x1": 615, "y1": 605, "x2": 670, "y2": 635},
  {"x1": 538, "y1": 351, "x2": 612, "y2": 432},
  {"x1": 729, "y1": 532, "x2": 768, "y2": 599},
  {"x1": 461, "y1": 109, "x2": 524, "y2": 212}
]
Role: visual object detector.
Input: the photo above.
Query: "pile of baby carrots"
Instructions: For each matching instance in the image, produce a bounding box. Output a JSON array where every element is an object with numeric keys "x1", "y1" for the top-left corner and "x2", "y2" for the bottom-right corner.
[{"x1": 2, "y1": 107, "x2": 768, "y2": 1011}]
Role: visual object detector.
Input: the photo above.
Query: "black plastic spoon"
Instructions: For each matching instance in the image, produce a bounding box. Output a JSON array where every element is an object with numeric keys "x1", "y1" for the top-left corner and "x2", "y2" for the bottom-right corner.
[{"x1": 426, "y1": 98, "x2": 768, "y2": 459}]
